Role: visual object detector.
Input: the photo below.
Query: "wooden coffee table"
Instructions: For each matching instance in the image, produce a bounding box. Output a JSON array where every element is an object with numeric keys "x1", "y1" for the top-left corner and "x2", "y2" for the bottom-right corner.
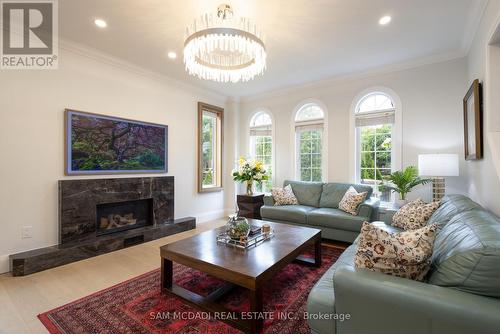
[{"x1": 160, "y1": 219, "x2": 321, "y2": 334}]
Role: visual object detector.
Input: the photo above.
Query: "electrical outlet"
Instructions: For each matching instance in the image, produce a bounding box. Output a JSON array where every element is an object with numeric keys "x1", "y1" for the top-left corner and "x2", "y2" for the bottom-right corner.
[{"x1": 21, "y1": 226, "x2": 33, "y2": 239}]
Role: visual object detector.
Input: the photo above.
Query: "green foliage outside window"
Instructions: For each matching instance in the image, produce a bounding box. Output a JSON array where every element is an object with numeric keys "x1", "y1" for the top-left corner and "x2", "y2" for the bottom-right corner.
[
  {"x1": 299, "y1": 130, "x2": 322, "y2": 182},
  {"x1": 202, "y1": 114, "x2": 215, "y2": 186},
  {"x1": 360, "y1": 124, "x2": 392, "y2": 199},
  {"x1": 253, "y1": 136, "x2": 273, "y2": 192}
]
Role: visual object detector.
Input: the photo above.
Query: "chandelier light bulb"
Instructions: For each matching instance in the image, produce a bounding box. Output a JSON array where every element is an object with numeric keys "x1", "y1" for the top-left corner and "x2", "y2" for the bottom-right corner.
[{"x1": 379, "y1": 15, "x2": 392, "y2": 25}]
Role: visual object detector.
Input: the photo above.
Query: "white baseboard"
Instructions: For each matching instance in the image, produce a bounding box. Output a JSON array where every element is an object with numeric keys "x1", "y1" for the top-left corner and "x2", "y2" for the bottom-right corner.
[
  {"x1": 0, "y1": 254, "x2": 9, "y2": 274},
  {"x1": 194, "y1": 208, "x2": 232, "y2": 224}
]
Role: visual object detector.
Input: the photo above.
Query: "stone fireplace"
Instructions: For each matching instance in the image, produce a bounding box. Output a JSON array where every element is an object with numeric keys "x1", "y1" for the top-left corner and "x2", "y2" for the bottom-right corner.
[
  {"x1": 10, "y1": 176, "x2": 195, "y2": 276},
  {"x1": 59, "y1": 176, "x2": 175, "y2": 243}
]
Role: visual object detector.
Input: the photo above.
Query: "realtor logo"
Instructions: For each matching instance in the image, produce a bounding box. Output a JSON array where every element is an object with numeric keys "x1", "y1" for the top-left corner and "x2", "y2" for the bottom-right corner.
[{"x1": 1, "y1": 0, "x2": 58, "y2": 69}]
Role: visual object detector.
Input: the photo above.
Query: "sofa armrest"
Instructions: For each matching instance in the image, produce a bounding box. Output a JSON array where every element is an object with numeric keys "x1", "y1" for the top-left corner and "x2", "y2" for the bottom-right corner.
[
  {"x1": 333, "y1": 266, "x2": 500, "y2": 334},
  {"x1": 263, "y1": 195, "x2": 275, "y2": 206},
  {"x1": 381, "y1": 207, "x2": 397, "y2": 224},
  {"x1": 357, "y1": 197, "x2": 379, "y2": 220}
]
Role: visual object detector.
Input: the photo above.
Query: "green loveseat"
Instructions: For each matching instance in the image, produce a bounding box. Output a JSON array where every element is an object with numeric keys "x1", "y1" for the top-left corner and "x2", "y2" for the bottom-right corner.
[
  {"x1": 307, "y1": 194, "x2": 500, "y2": 334},
  {"x1": 261, "y1": 180, "x2": 380, "y2": 242}
]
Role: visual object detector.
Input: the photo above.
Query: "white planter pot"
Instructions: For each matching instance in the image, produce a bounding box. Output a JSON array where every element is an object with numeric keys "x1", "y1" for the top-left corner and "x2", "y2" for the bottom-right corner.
[{"x1": 396, "y1": 198, "x2": 408, "y2": 207}]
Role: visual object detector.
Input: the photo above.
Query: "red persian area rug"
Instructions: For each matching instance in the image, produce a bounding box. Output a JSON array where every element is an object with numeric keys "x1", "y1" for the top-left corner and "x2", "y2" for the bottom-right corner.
[{"x1": 38, "y1": 244, "x2": 343, "y2": 334}]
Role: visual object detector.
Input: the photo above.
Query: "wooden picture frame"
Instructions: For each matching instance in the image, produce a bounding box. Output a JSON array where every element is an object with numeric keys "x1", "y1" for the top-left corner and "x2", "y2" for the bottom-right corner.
[
  {"x1": 463, "y1": 79, "x2": 483, "y2": 160},
  {"x1": 65, "y1": 109, "x2": 168, "y2": 175},
  {"x1": 197, "y1": 102, "x2": 224, "y2": 193}
]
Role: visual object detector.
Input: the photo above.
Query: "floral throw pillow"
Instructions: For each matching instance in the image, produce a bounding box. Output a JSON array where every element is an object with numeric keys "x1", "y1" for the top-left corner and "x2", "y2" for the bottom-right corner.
[
  {"x1": 272, "y1": 184, "x2": 299, "y2": 206},
  {"x1": 355, "y1": 222, "x2": 438, "y2": 281},
  {"x1": 338, "y1": 186, "x2": 367, "y2": 215},
  {"x1": 392, "y1": 199, "x2": 440, "y2": 230}
]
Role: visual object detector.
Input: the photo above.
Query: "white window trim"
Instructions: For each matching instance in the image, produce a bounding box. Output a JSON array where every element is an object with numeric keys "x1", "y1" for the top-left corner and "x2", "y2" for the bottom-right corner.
[
  {"x1": 349, "y1": 87, "x2": 402, "y2": 185},
  {"x1": 247, "y1": 109, "x2": 276, "y2": 188},
  {"x1": 295, "y1": 125, "x2": 324, "y2": 182},
  {"x1": 354, "y1": 125, "x2": 394, "y2": 187},
  {"x1": 292, "y1": 99, "x2": 329, "y2": 182}
]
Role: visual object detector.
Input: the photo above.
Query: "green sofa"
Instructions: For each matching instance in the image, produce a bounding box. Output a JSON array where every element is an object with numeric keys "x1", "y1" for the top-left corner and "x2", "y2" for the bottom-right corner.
[
  {"x1": 260, "y1": 180, "x2": 380, "y2": 242},
  {"x1": 307, "y1": 194, "x2": 500, "y2": 334}
]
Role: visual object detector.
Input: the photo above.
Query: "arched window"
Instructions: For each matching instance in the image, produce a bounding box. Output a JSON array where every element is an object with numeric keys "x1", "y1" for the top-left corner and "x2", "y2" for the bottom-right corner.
[
  {"x1": 249, "y1": 111, "x2": 273, "y2": 192},
  {"x1": 295, "y1": 103, "x2": 325, "y2": 182},
  {"x1": 355, "y1": 92, "x2": 396, "y2": 200}
]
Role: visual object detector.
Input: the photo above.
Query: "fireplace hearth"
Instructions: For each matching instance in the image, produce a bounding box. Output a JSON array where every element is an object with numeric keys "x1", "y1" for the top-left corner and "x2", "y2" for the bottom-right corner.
[{"x1": 10, "y1": 177, "x2": 196, "y2": 276}]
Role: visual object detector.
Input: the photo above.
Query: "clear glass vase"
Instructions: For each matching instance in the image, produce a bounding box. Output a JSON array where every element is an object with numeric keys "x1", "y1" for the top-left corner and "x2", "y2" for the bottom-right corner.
[{"x1": 246, "y1": 180, "x2": 254, "y2": 195}]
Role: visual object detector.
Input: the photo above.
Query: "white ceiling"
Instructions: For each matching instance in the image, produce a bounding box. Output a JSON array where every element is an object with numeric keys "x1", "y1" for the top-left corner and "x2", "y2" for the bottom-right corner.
[{"x1": 59, "y1": 0, "x2": 486, "y2": 98}]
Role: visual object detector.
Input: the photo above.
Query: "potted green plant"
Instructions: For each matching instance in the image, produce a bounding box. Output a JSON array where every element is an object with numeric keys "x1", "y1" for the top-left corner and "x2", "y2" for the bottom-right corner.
[
  {"x1": 381, "y1": 166, "x2": 431, "y2": 205},
  {"x1": 226, "y1": 216, "x2": 250, "y2": 241}
]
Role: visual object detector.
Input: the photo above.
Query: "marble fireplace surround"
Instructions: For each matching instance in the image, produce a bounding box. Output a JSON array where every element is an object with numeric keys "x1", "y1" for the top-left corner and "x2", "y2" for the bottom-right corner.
[
  {"x1": 59, "y1": 176, "x2": 174, "y2": 243},
  {"x1": 10, "y1": 176, "x2": 196, "y2": 276}
]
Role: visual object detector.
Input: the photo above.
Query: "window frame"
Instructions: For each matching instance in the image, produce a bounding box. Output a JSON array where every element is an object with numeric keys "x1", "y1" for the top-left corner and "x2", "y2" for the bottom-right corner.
[
  {"x1": 293, "y1": 101, "x2": 327, "y2": 182},
  {"x1": 353, "y1": 90, "x2": 401, "y2": 200},
  {"x1": 248, "y1": 110, "x2": 274, "y2": 192},
  {"x1": 355, "y1": 124, "x2": 394, "y2": 198},
  {"x1": 198, "y1": 102, "x2": 223, "y2": 193},
  {"x1": 295, "y1": 125, "x2": 324, "y2": 182}
]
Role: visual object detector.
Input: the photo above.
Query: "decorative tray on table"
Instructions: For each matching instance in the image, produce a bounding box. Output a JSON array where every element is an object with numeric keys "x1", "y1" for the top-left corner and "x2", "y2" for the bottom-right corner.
[{"x1": 216, "y1": 227, "x2": 274, "y2": 249}]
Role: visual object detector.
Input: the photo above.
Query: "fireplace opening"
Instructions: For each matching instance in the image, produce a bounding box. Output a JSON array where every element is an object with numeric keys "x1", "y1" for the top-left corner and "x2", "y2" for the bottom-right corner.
[{"x1": 96, "y1": 199, "x2": 153, "y2": 236}]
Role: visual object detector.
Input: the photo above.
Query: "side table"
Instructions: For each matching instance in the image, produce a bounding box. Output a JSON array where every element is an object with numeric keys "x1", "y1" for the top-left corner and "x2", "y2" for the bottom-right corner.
[
  {"x1": 237, "y1": 194, "x2": 265, "y2": 219},
  {"x1": 377, "y1": 201, "x2": 401, "y2": 223}
]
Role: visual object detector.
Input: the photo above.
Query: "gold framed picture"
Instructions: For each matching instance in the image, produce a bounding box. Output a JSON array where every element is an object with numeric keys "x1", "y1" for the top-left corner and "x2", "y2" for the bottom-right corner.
[{"x1": 463, "y1": 79, "x2": 483, "y2": 160}]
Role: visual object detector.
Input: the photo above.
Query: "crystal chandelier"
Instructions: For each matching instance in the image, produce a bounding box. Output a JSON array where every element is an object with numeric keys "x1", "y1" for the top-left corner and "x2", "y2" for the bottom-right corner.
[{"x1": 183, "y1": 4, "x2": 266, "y2": 83}]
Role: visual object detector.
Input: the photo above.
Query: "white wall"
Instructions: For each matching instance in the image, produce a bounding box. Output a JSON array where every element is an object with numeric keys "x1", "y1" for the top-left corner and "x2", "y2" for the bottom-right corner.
[
  {"x1": 463, "y1": 0, "x2": 500, "y2": 217},
  {"x1": 239, "y1": 57, "x2": 469, "y2": 201},
  {"x1": 0, "y1": 46, "x2": 235, "y2": 273}
]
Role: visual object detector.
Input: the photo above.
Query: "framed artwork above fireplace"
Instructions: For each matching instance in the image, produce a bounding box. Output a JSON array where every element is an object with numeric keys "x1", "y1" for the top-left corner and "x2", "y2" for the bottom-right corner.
[{"x1": 65, "y1": 109, "x2": 168, "y2": 175}]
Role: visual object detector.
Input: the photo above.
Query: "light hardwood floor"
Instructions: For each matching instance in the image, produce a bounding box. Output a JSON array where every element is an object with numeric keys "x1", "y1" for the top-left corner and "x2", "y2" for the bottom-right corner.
[{"x1": 0, "y1": 219, "x2": 227, "y2": 334}]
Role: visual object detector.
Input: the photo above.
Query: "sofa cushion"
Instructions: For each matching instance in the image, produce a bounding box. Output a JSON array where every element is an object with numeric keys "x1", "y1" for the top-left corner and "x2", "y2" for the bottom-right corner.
[
  {"x1": 370, "y1": 221, "x2": 404, "y2": 234},
  {"x1": 307, "y1": 208, "x2": 367, "y2": 232},
  {"x1": 353, "y1": 221, "x2": 404, "y2": 244},
  {"x1": 428, "y1": 209, "x2": 500, "y2": 297},
  {"x1": 428, "y1": 194, "x2": 481, "y2": 227},
  {"x1": 392, "y1": 199, "x2": 440, "y2": 230},
  {"x1": 319, "y1": 183, "x2": 373, "y2": 208},
  {"x1": 338, "y1": 186, "x2": 368, "y2": 215},
  {"x1": 260, "y1": 205, "x2": 314, "y2": 224},
  {"x1": 355, "y1": 222, "x2": 438, "y2": 281},
  {"x1": 271, "y1": 184, "x2": 298, "y2": 205},
  {"x1": 283, "y1": 180, "x2": 323, "y2": 207}
]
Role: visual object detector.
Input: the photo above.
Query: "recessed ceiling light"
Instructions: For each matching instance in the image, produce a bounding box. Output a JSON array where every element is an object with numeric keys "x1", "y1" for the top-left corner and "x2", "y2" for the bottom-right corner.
[
  {"x1": 167, "y1": 51, "x2": 177, "y2": 59},
  {"x1": 94, "y1": 19, "x2": 107, "y2": 28},
  {"x1": 379, "y1": 15, "x2": 392, "y2": 25}
]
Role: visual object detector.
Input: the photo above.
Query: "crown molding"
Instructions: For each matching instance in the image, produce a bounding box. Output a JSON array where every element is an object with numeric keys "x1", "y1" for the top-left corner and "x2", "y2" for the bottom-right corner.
[
  {"x1": 59, "y1": 39, "x2": 229, "y2": 104},
  {"x1": 461, "y1": 0, "x2": 489, "y2": 54},
  {"x1": 240, "y1": 50, "x2": 467, "y2": 103},
  {"x1": 226, "y1": 96, "x2": 241, "y2": 104}
]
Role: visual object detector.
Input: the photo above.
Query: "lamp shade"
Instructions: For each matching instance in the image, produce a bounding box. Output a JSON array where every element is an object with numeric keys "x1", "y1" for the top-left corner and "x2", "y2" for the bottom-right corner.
[{"x1": 418, "y1": 154, "x2": 459, "y2": 176}]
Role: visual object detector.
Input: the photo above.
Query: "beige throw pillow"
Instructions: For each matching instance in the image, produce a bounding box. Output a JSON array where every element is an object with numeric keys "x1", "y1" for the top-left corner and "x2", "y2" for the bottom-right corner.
[
  {"x1": 392, "y1": 199, "x2": 440, "y2": 230},
  {"x1": 338, "y1": 186, "x2": 367, "y2": 215},
  {"x1": 271, "y1": 184, "x2": 299, "y2": 206},
  {"x1": 355, "y1": 222, "x2": 438, "y2": 281}
]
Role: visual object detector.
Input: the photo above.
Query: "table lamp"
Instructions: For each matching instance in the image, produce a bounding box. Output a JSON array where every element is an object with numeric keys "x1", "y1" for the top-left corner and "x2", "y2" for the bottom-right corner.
[{"x1": 418, "y1": 154, "x2": 459, "y2": 202}]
